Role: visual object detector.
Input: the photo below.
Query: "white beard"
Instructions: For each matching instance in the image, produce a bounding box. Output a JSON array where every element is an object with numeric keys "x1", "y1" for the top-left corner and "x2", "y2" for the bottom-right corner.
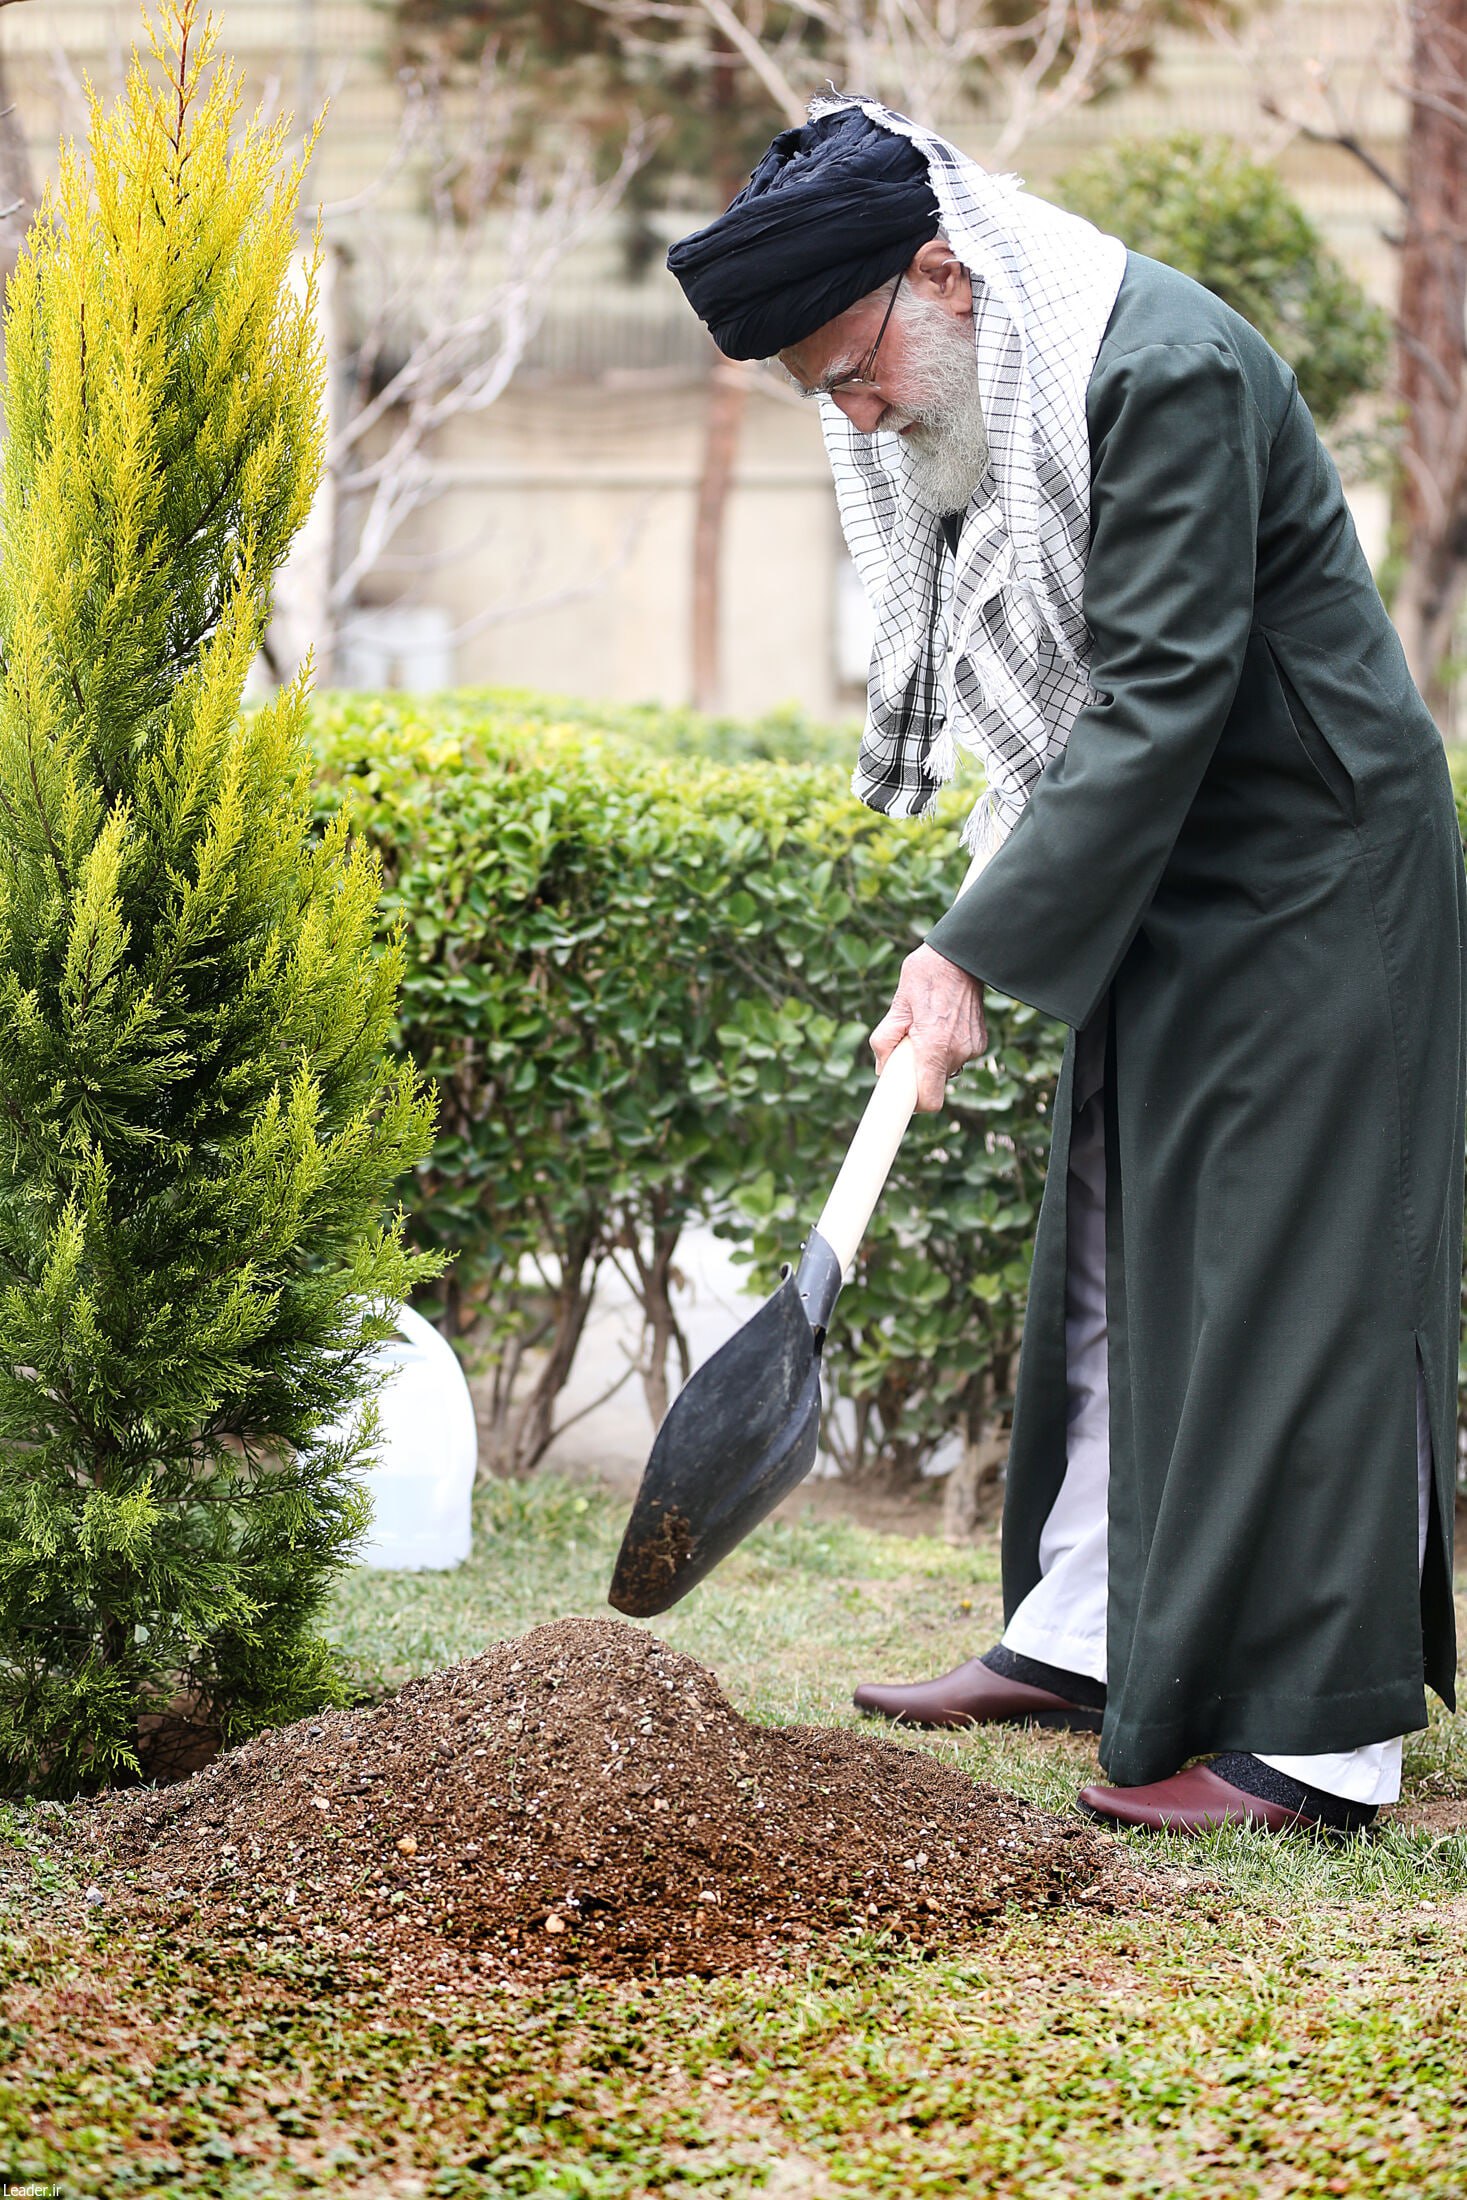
[
  {"x1": 883, "y1": 298, "x2": 989, "y2": 516},
  {"x1": 903, "y1": 411, "x2": 991, "y2": 516}
]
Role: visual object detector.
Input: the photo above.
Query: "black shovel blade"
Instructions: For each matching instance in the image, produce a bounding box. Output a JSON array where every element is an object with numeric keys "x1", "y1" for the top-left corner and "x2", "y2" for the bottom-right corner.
[{"x1": 607, "y1": 1273, "x2": 822, "y2": 1617}]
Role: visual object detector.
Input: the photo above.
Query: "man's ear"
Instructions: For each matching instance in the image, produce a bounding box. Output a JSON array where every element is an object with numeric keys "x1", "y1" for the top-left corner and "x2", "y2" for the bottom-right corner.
[{"x1": 907, "y1": 239, "x2": 973, "y2": 319}]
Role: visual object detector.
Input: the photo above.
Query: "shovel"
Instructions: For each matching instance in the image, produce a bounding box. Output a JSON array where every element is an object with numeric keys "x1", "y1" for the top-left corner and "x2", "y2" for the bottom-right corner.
[{"x1": 607, "y1": 1037, "x2": 921, "y2": 1617}]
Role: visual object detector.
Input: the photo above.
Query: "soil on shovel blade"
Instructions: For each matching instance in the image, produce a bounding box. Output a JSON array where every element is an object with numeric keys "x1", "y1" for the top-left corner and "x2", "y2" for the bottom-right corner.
[{"x1": 79, "y1": 1617, "x2": 1145, "y2": 1986}]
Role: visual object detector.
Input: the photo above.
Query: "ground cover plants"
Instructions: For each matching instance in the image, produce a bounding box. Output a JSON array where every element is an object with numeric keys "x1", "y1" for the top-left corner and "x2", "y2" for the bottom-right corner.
[{"x1": 3, "y1": 1476, "x2": 1464, "y2": 2196}]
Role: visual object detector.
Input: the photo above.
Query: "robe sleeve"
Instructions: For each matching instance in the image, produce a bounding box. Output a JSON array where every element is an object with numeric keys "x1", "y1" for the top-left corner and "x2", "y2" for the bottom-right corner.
[{"x1": 925, "y1": 338, "x2": 1268, "y2": 1029}]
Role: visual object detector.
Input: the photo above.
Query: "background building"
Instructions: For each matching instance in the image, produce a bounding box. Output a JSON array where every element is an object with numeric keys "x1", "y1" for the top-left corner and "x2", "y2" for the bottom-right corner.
[{"x1": 1, "y1": 0, "x2": 1409, "y2": 718}]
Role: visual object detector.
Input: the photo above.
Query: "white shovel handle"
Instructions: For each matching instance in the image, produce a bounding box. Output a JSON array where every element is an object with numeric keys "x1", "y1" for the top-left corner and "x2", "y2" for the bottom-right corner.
[{"x1": 811, "y1": 1037, "x2": 921, "y2": 1274}]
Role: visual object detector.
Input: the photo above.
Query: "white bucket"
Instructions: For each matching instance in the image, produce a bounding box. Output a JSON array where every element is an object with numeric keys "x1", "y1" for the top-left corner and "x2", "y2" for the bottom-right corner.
[{"x1": 342, "y1": 1303, "x2": 478, "y2": 1569}]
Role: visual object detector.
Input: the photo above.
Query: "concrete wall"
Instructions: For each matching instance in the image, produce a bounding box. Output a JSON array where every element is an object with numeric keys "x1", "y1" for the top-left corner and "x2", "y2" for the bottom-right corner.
[{"x1": 359, "y1": 377, "x2": 847, "y2": 717}]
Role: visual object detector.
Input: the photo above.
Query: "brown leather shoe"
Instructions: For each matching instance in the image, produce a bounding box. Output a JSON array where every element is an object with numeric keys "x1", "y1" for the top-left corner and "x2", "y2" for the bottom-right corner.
[
  {"x1": 1078, "y1": 1763, "x2": 1325, "y2": 1834},
  {"x1": 853, "y1": 1657, "x2": 1103, "y2": 1734}
]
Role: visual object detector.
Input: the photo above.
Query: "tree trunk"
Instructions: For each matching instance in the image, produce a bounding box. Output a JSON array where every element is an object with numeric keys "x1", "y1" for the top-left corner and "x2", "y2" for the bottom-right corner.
[
  {"x1": 477, "y1": 1232, "x2": 602, "y2": 1469},
  {"x1": 689, "y1": 351, "x2": 746, "y2": 711},
  {"x1": 622, "y1": 1203, "x2": 691, "y2": 1430},
  {"x1": 942, "y1": 1425, "x2": 1008, "y2": 1541},
  {"x1": 509, "y1": 1262, "x2": 600, "y2": 1476},
  {"x1": 688, "y1": 40, "x2": 750, "y2": 716},
  {"x1": 1393, "y1": 0, "x2": 1467, "y2": 720},
  {"x1": 481, "y1": 1238, "x2": 603, "y2": 1480}
]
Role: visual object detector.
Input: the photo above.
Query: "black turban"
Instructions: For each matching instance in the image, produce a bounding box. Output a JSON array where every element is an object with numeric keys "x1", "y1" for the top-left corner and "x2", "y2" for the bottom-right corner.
[{"x1": 666, "y1": 108, "x2": 940, "y2": 361}]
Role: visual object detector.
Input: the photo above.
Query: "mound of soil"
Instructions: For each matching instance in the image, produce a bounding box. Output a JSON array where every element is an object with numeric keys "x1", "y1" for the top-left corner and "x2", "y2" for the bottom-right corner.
[{"x1": 80, "y1": 1617, "x2": 1141, "y2": 1983}]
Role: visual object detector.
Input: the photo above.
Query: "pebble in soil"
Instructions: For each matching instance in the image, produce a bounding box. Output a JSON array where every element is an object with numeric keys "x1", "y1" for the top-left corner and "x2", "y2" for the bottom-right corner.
[{"x1": 78, "y1": 1616, "x2": 1146, "y2": 1984}]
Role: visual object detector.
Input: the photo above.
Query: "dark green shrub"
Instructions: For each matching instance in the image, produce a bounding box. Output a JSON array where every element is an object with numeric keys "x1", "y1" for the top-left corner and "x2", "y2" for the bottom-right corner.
[
  {"x1": 1058, "y1": 134, "x2": 1390, "y2": 428},
  {"x1": 310, "y1": 694, "x2": 1061, "y2": 1499}
]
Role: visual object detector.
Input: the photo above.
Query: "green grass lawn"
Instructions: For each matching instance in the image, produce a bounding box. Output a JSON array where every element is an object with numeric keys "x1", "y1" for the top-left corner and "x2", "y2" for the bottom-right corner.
[{"x1": 3, "y1": 1475, "x2": 1465, "y2": 2199}]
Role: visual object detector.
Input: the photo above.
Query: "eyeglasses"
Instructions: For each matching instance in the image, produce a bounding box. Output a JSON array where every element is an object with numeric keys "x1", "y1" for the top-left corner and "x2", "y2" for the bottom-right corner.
[{"x1": 788, "y1": 272, "x2": 904, "y2": 401}]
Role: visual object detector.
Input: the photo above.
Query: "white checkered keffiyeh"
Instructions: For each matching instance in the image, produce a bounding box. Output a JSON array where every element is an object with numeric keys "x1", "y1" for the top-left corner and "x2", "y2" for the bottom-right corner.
[{"x1": 813, "y1": 95, "x2": 1128, "y2": 867}]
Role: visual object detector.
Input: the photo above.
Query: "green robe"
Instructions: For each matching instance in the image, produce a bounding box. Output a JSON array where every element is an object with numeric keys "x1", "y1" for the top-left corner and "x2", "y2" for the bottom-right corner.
[{"x1": 927, "y1": 252, "x2": 1466, "y2": 1785}]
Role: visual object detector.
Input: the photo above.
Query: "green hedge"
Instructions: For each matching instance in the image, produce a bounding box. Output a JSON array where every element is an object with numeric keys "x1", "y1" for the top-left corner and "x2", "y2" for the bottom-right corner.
[
  {"x1": 400, "y1": 687, "x2": 861, "y2": 766},
  {"x1": 310, "y1": 692, "x2": 1467, "y2": 1499},
  {"x1": 309, "y1": 692, "x2": 1059, "y2": 1498}
]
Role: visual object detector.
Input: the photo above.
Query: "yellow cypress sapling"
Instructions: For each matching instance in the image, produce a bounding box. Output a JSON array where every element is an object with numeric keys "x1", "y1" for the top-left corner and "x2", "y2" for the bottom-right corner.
[{"x1": 0, "y1": 2, "x2": 440, "y2": 1797}]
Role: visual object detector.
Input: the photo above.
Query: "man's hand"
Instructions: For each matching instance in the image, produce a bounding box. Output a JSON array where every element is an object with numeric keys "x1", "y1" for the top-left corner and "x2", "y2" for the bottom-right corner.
[{"x1": 870, "y1": 943, "x2": 987, "y2": 1112}]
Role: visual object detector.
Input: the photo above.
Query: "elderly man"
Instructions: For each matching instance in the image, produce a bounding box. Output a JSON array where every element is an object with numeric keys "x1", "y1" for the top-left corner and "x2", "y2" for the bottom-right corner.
[{"x1": 668, "y1": 98, "x2": 1465, "y2": 1835}]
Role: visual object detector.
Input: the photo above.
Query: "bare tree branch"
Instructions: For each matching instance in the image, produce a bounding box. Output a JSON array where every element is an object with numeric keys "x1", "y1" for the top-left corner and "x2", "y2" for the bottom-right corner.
[
  {"x1": 316, "y1": 69, "x2": 435, "y2": 220},
  {"x1": 271, "y1": 50, "x2": 656, "y2": 671},
  {"x1": 1258, "y1": 92, "x2": 1409, "y2": 203},
  {"x1": 586, "y1": 0, "x2": 1179, "y2": 153},
  {"x1": 327, "y1": 121, "x2": 649, "y2": 613},
  {"x1": 438, "y1": 499, "x2": 654, "y2": 644},
  {"x1": 687, "y1": 0, "x2": 808, "y2": 122}
]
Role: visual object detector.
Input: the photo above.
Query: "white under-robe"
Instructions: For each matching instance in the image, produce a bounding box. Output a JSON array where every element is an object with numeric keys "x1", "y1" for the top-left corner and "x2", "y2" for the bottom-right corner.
[{"x1": 1000, "y1": 1017, "x2": 1433, "y2": 1807}]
